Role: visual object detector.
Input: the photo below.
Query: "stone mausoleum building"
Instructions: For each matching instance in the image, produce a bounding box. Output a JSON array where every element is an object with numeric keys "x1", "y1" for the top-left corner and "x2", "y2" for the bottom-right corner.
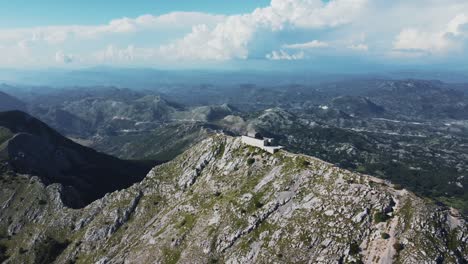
[{"x1": 241, "y1": 132, "x2": 283, "y2": 154}]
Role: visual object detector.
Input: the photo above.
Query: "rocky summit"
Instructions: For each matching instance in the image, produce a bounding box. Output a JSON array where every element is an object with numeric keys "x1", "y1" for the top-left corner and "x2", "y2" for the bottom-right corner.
[{"x1": 0, "y1": 135, "x2": 467, "y2": 263}]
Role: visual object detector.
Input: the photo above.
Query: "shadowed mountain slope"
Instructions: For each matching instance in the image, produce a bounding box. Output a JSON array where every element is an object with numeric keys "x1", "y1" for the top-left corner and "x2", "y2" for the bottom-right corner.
[
  {"x1": 0, "y1": 91, "x2": 26, "y2": 112},
  {"x1": 0, "y1": 111, "x2": 157, "y2": 208}
]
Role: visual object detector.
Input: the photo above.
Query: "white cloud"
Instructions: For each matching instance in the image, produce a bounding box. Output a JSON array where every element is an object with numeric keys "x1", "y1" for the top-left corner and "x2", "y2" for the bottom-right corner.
[
  {"x1": 267, "y1": 0, "x2": 369, "y2": 29},
  {"x1": 0, "y1": 12, "x2": 225, "y2": 46},
  {"x1": 393, "y1": 29, "x2": 451, "y2": 54},
  {"x1": 447, "y1": 14, "x2": 468, "y2": 36},
  {"x1": 55, "y1": 51, "x2": 75, "y2": 63},
  {"x1": 348, "y1": 43, "x2": 368, "y2": 51},
  {"x1": 0, "y1": 12, "x2": 226, "y2": 66},
  {"x1": 393, "y1": 13, "x2": 468, "y2": 55},
  {"x1": 266, "y1": 50, "x2": 305, "y2": 60},
  {"x1": 83, "y1": 12, "x2": 225, "y2": 36},
  {"x1": 95, "y1": 45, "x2": 137, "y2": 62},
  {"x1": 1, "y1": 0, "x2": 468, "y2": 67},
  {"x1": 159, "y1": 0, "x2": 368, "y2": 61},
  {"x1": 283, "y1": 40, "x2": 329, "y2": 49}
]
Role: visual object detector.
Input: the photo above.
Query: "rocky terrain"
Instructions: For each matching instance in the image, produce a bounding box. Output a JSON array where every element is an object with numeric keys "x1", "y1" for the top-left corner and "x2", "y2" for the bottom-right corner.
[
  {"x1": 1, "y1": 78, "x2": 467, "y2": 213},
  {"x1": 237, "y1": 107, "x2": 468, "y2": 214},
  {"x1": 0, "y1": 111, "x2": 156, "y2": 208},
  {"x1": 91, "y1": 122, "x2": 211, "y2": 161},
  {"x1": 0, "y1": 135, "x2": 466, "y2": 263},
  {"x1": 28, "y1": 90, "x2": 235, "y2": 138}
]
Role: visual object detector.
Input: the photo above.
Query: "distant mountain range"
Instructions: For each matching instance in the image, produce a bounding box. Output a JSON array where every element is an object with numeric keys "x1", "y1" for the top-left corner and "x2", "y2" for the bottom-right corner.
[{"x1": 0, "y1": 78, "x2": 467, "y2": 213}]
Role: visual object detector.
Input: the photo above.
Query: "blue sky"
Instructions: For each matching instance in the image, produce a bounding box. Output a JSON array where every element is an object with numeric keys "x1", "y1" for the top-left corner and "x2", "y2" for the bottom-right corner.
[
  {"x1": 0, "y1": 1, "x2": 270, "y2": 28},
  {"x1": 0, "y1": 0, "x2": 467, "y2": 71}
]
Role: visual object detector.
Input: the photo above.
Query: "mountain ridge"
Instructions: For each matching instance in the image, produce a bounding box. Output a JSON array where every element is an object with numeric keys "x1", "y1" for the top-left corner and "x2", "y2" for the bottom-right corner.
[
  {"x1": 0, "y1": 111, "x2": 156, "y2": 208},
  {"x1": 0, "y1": 134, "x2": 465, "y2": 263},
  {"x1": 0, "y1": 91, "x2": 26, "y2": 112}
]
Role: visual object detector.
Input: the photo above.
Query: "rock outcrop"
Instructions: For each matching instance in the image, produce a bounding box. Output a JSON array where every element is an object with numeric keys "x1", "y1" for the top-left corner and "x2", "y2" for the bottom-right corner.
[{"x1": 0, "y1": 135, "x2": 466, "y2": 263}]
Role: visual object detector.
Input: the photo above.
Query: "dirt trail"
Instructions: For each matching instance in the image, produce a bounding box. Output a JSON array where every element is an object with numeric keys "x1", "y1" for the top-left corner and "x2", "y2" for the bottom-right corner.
[{"x1": 362, "y1": 189, "x2": 406, "y2": 264}]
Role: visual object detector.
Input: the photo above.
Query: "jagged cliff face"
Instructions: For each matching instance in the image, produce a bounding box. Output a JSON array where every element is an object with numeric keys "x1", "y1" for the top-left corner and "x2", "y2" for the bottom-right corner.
[{"x1": 0, "y1": 136, "x2": 466, "y2": 263}]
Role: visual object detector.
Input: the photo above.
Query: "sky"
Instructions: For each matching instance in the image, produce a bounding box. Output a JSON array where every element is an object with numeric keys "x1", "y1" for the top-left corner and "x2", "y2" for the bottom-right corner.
[{"x1": 1, "y1": 0, "x2": 468, "y2": 71}]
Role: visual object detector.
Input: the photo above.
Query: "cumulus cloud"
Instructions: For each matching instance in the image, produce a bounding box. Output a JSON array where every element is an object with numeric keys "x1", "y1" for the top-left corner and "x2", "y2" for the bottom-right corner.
[
  {"x1": 83, "y1": 12, "x2": 225, "y2": 36},
  {"x1": 159, "y1": 0, "x2": 368, "y2": 60},
  {"x1": 283, "y1": 40, "x2": 329, "y2": 49},
  {"x1": 447, "y1": 14, "x2": 468, "y2": 37},
  {"x1": 1, "y1": 0, "x2": 468, "y2": 67},
  {"x1": 266, "y1": 0, "x2": 369, "y2": 29},
  {"x1": 0, "y1": 12, "x2": 226, "y2": 66},
  {"x1": 266, "y1": 50, "x2": 305, "y2": 60},
  {"x1": 393, "y1": 13, "x2": 468, "y2": 55}
]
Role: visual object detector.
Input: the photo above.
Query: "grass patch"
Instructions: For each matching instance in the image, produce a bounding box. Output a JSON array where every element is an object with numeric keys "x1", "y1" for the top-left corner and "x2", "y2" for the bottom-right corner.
[
  {"x1": 215, "y1": 142, "x2": 225, "y2": 159},
  {"x1": 447, "y1": 228, "x2": 461, "y2": 251},
  {"x1": 176, "y1": 213, "x2": 196, "y2": 233},
  {"x1": 399, "y1": 199, "x2": 414, "y2": 231},
  {"x1": 373, "y1": 212, "x2": 390, "y2": 223},
  {"x1": 162, "y1": 246, "x2": 181, "y2": 264}
]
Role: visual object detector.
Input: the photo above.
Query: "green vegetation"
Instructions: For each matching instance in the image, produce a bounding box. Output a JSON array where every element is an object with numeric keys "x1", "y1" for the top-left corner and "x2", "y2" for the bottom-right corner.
[
  {"x1": 399, "y1": 199, "x2": 414, "y2": 231},
  {"x1": 161, "y1": 246, "x2": 181, "y2": 264},
  {"x1": 247, "y1": 158, "x2": 255, "y2": 165},
  {"x1": 437, "y1": 196, "x2": 468, "y2": 216},
  {"x1": 93, "y1": 123, "x2": 207, "y2": 161},
  {"x1": 381, "y1": 233, "x2": 390, "y2": 239},
  {"x1": 32, "y1": 237, "x2": 70, "y2": 264},
  {"x1": 349, "y1": 242, "x2": 361, "y2": 255},
  {"x1": 447, "y1": 228, "x2": 461, "y2": 251},
  {"x1": 249, "y1": 192, "x2": 265, "y2": 211},
  {"x1": 0, "y1": 127, "x2": 12, "y2": 145},
  {"x1": 373, "y1": 212, "x2": 390, "y2": 223},
  {"x1": 215, "y1": 142, "x2": 226, "y2": 159},
  {"x1": 176, "y1": 213, "x2": 196, "y2": 233},
  {"x1": 259, "y1": 112, "x2": 468, "y2": 214},
  {"x1": 298, "y1": 158, "x2": 310, "y2": 168},
  {"x1": 356, "y1": 165, "x2": 366, "y2": 173}
]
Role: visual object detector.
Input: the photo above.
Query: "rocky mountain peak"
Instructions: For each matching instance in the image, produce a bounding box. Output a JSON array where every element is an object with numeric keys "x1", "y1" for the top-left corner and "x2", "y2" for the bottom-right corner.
[{"x1": 1, "y1": 134, "x2": 465, "y2": 263}]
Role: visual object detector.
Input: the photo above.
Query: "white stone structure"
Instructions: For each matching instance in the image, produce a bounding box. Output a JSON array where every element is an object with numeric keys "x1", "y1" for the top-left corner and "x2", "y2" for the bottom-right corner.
[{"x1": 241, "y1": 133, "x2": 283, "y2": 154}]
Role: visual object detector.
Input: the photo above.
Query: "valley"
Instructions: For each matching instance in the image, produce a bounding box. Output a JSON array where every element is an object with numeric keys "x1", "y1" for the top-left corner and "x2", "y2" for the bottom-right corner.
[{"x1": 2, "y1": 78, "x2": 466, "y2": 213}]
